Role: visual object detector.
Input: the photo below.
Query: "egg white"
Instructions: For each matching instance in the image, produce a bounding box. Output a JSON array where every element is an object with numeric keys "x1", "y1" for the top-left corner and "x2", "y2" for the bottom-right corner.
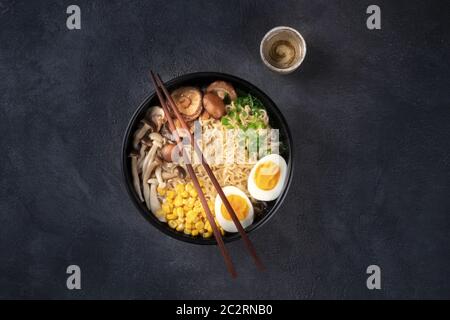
[
  {"x1": 215, "y1": 186, "x2": 254, "y2": 233},
  {"x1": 248, "y1": 154, "x2": 287, "y2": 201}
]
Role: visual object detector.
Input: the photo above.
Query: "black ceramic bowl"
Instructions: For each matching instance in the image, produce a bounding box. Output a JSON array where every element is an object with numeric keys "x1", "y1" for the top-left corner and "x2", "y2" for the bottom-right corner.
[{"x1": 122, "y1": 72, "x2": 293, "y2": 244}]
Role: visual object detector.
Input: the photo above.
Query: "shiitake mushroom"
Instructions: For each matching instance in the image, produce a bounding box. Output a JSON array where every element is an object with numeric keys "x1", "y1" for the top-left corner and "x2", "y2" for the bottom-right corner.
[
  {"x1": 161, "y1": 143, "x2": 176, "y2": 162},
  {"x1": 203, "y1": 92, "x2": 226, "y2": 119},
  {"x1": 206, "y1": 81, "x2": 237, "y2": 101},
  {"x1": 170, "y1": 87, "x2": 203, "y2": 121}
]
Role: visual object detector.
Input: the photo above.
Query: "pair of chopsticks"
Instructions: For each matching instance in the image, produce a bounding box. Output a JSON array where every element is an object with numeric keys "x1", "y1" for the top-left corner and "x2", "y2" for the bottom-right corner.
[{"x1": 150, "y1": 71, "x2": 264, "y2": 277}]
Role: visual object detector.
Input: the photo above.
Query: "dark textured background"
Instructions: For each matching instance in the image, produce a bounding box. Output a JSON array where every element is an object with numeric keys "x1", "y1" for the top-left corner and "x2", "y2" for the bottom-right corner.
[{"x1": 0, "y1": 0, "x2": 449, "y2": 299}]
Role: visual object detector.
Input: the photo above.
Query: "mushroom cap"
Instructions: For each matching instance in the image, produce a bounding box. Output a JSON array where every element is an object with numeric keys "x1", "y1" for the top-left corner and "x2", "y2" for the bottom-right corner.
[
  {"x1": 174, "y1": 166, "x2": 187, "y2": 179},
  {"x1": 129, "y1": 150, "x2": 139, "y2": 157},
  {"x1": 161, "y1": 165, "x2": 187, "y2": 180},
  {"x1": 203, "y1": 92, "x2": 226, "y2": 119},
  {"x1": 206, "y1": 81, "x2": 237, "y2": 101},
  {"x1": 200, "y1": 109, "x2": 210, "y2": 120},
  {"x1": 171, "y1": 86, "x2": 203, "y2": 121},
  {"x1": 132, "y1": 118, "x2": 154, "y2": 150},
  {"x1": 161, "y1": 143, "x2": 177, "y2": 162},
  {"x1": 149, "y1": 132, "x2": 164, "y2": 144},
  {"x1": 146, "y1": 106, "x2": 166, "y2": 131},
  {"x1": 140, "y1": 118, "x2": 154, "y2": 129}
]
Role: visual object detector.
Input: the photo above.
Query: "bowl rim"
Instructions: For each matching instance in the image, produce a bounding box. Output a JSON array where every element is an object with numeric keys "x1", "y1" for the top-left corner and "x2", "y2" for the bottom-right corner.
[{"x1": 121, "y1": 71, "x2": 294, "y2": 245}]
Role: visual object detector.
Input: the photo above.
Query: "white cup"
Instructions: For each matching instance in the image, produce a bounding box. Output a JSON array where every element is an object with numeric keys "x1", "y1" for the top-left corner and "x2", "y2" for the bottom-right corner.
[{"x1": 260, "y1": 26, "x2": 307, "y2": 74}]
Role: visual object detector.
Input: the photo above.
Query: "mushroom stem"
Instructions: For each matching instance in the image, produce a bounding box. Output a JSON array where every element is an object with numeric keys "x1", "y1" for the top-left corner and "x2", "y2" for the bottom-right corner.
[
  {"x1": 137, "y1": 143, "x2": 148, "y2": 173},
  {"x1": 148, "y1": 178, "x2": 165, "y2": 222},
  {"x1": 129, "y1": 152, "x2": 144, "y2": 202},
  {"x1": 155, "y1": 166, "x2": 166, "y2": 188},
  {"x1": 142, "y1": 140, "x2": 162, "y2": 174},
  {"x1": 142, "y1": 140, "x2": 162, "y2": 210},
  {"x1": 132, "y1": 119, "x2": 152, "y2": 150},
  {"x1": 143, "y1": 158, "x2": 161, "y2": 210}
]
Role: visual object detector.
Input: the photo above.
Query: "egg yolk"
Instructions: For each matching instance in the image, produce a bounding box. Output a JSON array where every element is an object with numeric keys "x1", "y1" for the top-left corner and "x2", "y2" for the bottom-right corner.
[
  {"x1": 254, "y1": 161, "x2": 281, "y2": 190},
  {"x1": 221, "y1": 195, "x2": 248, "y2": 221}
]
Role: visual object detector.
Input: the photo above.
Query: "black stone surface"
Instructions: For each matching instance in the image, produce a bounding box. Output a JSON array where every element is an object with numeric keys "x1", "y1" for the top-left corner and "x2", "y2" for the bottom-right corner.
[{"x1": 0, "y1": 0, "x2": 449, "y2": 299}]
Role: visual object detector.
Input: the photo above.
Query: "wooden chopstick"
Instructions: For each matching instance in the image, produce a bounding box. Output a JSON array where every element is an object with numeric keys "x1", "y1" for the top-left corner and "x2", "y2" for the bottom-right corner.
[
  {"x1": 149, "y1": 72, "x2": 237, "y2": 278},
  {"x1": 154, "y1": 73, "x2": 265, "y2": 271}
]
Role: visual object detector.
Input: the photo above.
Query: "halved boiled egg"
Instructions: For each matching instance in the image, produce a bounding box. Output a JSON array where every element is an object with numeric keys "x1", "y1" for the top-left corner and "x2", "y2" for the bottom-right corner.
[
  {"x1": 248, "y1": 154, "x2": 287, "y2": 201},
  {"x1": 215, "y1": 186, "x2": 254, "y2": 233}
]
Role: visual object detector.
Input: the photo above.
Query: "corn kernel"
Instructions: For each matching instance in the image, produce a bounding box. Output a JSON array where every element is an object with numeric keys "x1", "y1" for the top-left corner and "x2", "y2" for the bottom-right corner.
[
  {"x1": 175, "y1": 184, "x2": 185, "y2": 193},
  {"x1": 166, "y1": 190, "x2": 175, "y2": 199},
  {"x1": 174, "y1": 196, "x2": 183, "y2": 207},
  {"x1": 185, "y1": 222, "x2": 193, "y2": 230},
  {"x1": 203, "y1": 232, "x2": 212, "y2": 238},
  {"x1": 195, "y1": 221, "x2": 204, "y2": 230},
  {"x1": 162, "y1": 203, "x2": 172, "y2": 214},
  {"x1": 176, "y1": 223, "x2": 184, "y2": 232},
  {"x1": 189, "y1": 189, "x2": 198, "y2": 198},
  {"x1": 168, "y1": 220, "x2": 177, "y2": 229},
  {"x1": 191, "y1": 230, "x2": 199, "y2": 236},
  {"x1": 184, "y1": 228, "x2": 191, "y2": 235},
  {"x1": 187, "y1": 198, "x2": 196, "y2": 207},
  {"x1": 166, "y1": 213, "x2": 177, "y2": 220},
  {"x1": 193, "y1": 206, "x2": 202, "y2": 214},
  {"x1": 181, "y1": 191, "x2": 189, "y2": 198},
  {"x1": 189, "y1": 211, "x2": 198, "y2": 220}
]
